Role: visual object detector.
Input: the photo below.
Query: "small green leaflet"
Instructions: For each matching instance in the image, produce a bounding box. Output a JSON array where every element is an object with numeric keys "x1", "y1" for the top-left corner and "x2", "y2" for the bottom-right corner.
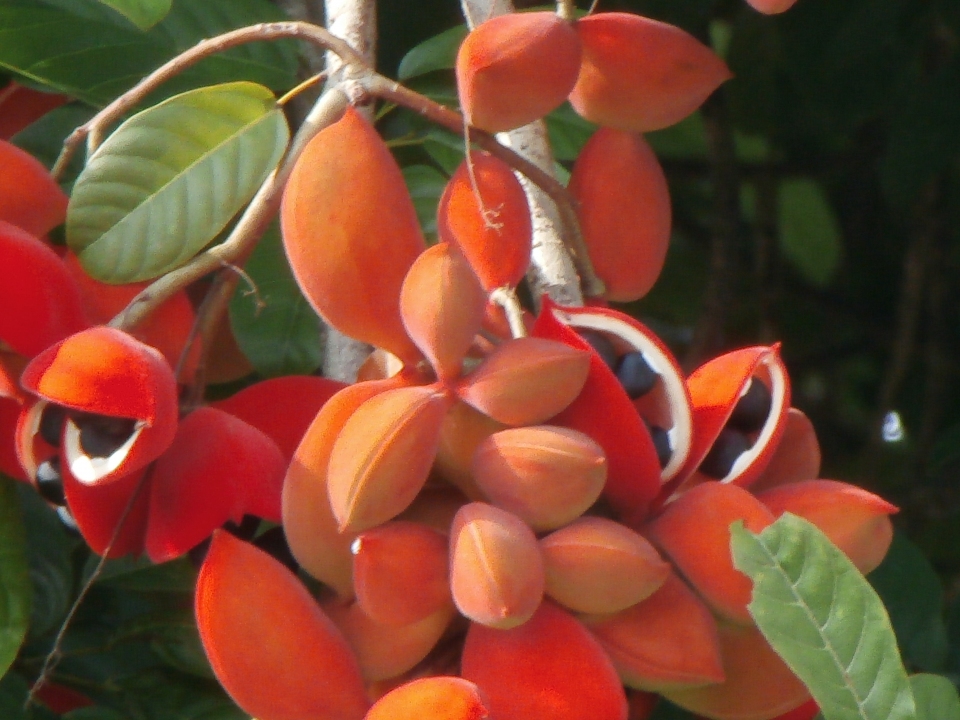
[
  {"x1": 777, "y1": 178, "x2": 843, "y2": 287},
  {"x1": 67, "y1": 81, "x2": 289, "y2": 283},
  {"x1": 730, "y1": 513, "x2": 916, "y2": 720},
  {"x1": 0, "y1": 477, "x2": 31, "y2": 679},
  {"x1": 95, "y1": 0, "x2": 172, "y2": 29}
]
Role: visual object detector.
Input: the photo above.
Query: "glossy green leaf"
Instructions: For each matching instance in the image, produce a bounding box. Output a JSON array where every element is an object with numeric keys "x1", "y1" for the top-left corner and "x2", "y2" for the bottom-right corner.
[
  {"x1": 911, "y1": 674, "x2": 960, "y2": 720},
  {"x1": 89, "y1": 555, "x2": 196, "y2": 594},
  {"x1": 397, "y1": 25, "x2": 466, "y2": 80},
  {"x1": 731, "y1": 513, "x2": 916, "y2": 720},
  {"x1": 96, "y1": 0, "x2": 171, "y2": 29},
  {"x1": 869, "y1": 531, "x2": 948, "y2": 671},
  {"x1": 0, "y1": 0, "x2": 296, "y2": 106},
  {"x1": 778, "y1": 179, "x2": 842, "y2": 287},
  {"x1": 402, "y1": 164, "x2": 447, "y2": 239},
  {"x1": 229, "y1": 224, "x2": 323, "y2": 377},
  {"x1": 67, "y1": 81, "x2": 289, "y2": 283},
  {"x1": 0, "y1": 672, "x2": 29, "y2": 720},
  {"x1": 0, "y1": 478, "x2": 32, "y2": 678}
]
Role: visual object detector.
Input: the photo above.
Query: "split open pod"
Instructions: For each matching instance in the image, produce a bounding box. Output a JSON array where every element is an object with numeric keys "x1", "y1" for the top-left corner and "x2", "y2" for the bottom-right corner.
[
  {"x1": 533, "y1": 300, "x2": 692, "y2": 524},
  {"x1": 456, "y1": 11, "x2": 581, "y2": 133},
  {"x1": 666, "y1": 344, "x2": 791, "y2": 499},
  {"x1": 19, "y1": 326, "x2": 178, "y2": 487}
]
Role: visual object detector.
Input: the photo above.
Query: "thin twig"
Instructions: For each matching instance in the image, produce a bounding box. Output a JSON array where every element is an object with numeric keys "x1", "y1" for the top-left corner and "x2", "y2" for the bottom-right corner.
[
  {"x1": 25, "y1": 466, "x2": 155, "y2": 709},
  {"x1": 52, "y1": 21, "x2": 367, "y2": 179}
]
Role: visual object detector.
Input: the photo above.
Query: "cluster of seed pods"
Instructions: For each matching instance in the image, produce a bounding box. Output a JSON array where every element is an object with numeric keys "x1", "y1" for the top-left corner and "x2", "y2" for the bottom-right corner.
[
  {"x1": 0, "y1": 136, "x2": 352, "y2": 564},
  {"x1": 192, "y1": 8, "x2": 895, "y2": 719}
]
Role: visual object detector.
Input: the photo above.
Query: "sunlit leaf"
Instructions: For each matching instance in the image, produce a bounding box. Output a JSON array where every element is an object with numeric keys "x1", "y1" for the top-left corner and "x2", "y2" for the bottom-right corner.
[
  {"x1": 731, "y1": 513, "x2": 915, "y2": 720},
  {"x1": 95, "y1": 0, "x2": 171, "y2": 29},
  {"x1": 778, "y1": 178, "x2": 842, "y2": 287},
  {"x1": 229, "y1": 223, "x2": 323, "y2": 377},
  {"x1": 68, "y1": 81, "x2": 288, "y2": 283},
  {"x1": 0, "y1": 478, "x2": 31, "y2": 678},
  {"x1": 911, "y1": 673, "x2": 960, "y2": 720}
]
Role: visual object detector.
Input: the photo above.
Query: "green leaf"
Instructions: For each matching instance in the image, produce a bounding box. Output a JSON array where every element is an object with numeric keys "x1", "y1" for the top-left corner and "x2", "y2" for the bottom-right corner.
[
  {"x1": 778, "y1": 179, "x2": 842, "y2": 287},
  {"x1": 0, "y1": 0, "x2": 297, "y2": 106},
  {"x1": 67, "y1": 81, "x2": 289, "y2": 283},
  {"x1": 397, "y1": 25, "x2": 466, "y2": 80},
  {"x1": 869, "y1": 531, "x2": 949, "y2": 671},
  {"x1": 0, "y1": 478, "x2": 32, "y2": 678},
  {"x1": 96, "y1": 0, "x2": 172, "y2": 29},
  {"x1": 402, "y1": 164, "x2": 447, "y2": 240},
  {"x1": 730, "y1": 513, "x2": 916, "y2": 720},
  {"x1": 911, "y1": 674, "x2": 960, "y2": 720},
  {"x1": 229, "y1": 224, "x2": 324, "y2": 377},
  {"x1": 545, "y1": 103, "x2": 595, "y2": 162},
  {"x1": 16, "y1": 484, "x2": 77, "y2": 639},
  {"x1": 0, "y1": 671, "x2": 29, "y2": 720}
]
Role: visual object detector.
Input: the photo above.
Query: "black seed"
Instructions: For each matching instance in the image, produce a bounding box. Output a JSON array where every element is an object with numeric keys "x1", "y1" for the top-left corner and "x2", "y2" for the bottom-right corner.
[
  {"x1": 189, "y1": 538, "x2": 212, "y2": 568},
  {"x1": 727, "y1": 378, "x2": 772, "y2": 435},
  {"x1": 616, "y1": 351, "x2": 659, "y2": 399},
  {"x1": 646, "y1": 424, "x2": 672, "y2": 469},
  {"x1": 38, "y1": 405, "x2": 66, "y2": 447},
  {"x1": 35, "y1": 456, "x2": 66, "y2": 506},
  {"x1": 75, "y1": 414, "x2": 138, "y2": 458},
  {"x1": 578, "y1": 329, "x2": 618, "y2": 370},
  {"x1": 699, "y1": 427, "x2": 751, "y2": 479},
  {"x1": 254, "y1": 526, "x2": 299, "y2": 574},
  {"x1": 56, "y1": 505, "x2": 80, "y2": 535},
  {"x1": 224, "y1": 514, "x2": 261, "y2": 541}
]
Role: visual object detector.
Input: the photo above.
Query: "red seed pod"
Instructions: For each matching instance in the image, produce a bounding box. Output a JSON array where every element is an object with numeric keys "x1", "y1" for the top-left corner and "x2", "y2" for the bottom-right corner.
[
  {"x1": 646, "y1": 482, "x2": 774, "y2": 625},
  {"x1": 456, "y1": 11, "x2": 582, "y2": 133},
  {"x1": 20, "y1": 327, "x2": 178, "y2": 486},
  {"x1": 584, "y1": 571, "x2": 724, "y2": 691},
  {"x1": 400, "y1": 243, "x2": 487, "y2": 382},
  {"x1": 664, "y1": 344, "x2": 791, "y2": 501},
  {"x1": 0, "y1": 139, "x2": 68, "y2": 237},
  {"x1": 662, "y1": 621, "x2": 810, "y2": 720},
  {"x1": 449, "y1": 502, "x2": 545, "y2": 629},
  {"x1": 568, "y1": 128, "x2": 671, "y2": 302},
  {"x1": 196, "y1": 531, "x2": 370, "y2": 720},
  {"x1": 462, "y1": 600, "x2": 628, "y2": 720},
  {"x1": 745, "y1": 0, "x2": 800, "y2": 14},
  {"x1": 532, "y1": 300, "x2": 692, "y2": 525},
  {"x1": 438, "y1": 151, "x2": 532, "y2": 291},
  {"x1": 281, "y1": 106, "x2": 426, "y2": 364},
  {"x1": 0, "y1": 221, "x2": 87, "y2": 358},
  {"x1": 569, "y1": 12, "x2": 732, "y2": 132},
  {"x1": 144, "y1": 407, "x2": 287, "y2": 563},
  {"x1": 364, "y1": 677, "x2": 490, "y2": 720},
  {"x1": 0, "y1": 82, "x2": 68, "y2": 140}
]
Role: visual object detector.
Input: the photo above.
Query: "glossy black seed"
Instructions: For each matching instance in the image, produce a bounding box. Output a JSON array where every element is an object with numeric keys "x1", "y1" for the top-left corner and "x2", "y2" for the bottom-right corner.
[
  {"x1": 38, "y1": 404, "x2": 66, "y2": 447},
  {"x1": 56, "y1": 505, "x2": 80, "y2": 536},
  {"x1": 698, "y1": 427, "x2": 751, "y2": 479},
  {"x1": 75, "y1": 414, "x2": 138, "y2": 458},
  {"x1": 646, "y1": 424, "x2": 672, "y2": 469},
  {"x1": 578, "y1": 329, "x2": 618, "y2": 370},
  {"x1": 727, "y1": 378, "x2": 772, "y2": 435},
  {"x1": 224, "y1": 514, "x2": 261, "y2": 541},
  {"x1": 36, "y1": 456, "x2": 66, "y2": 506},
  {"x1": 616, "y1": 351, "x2": 659, "y2": 399},
  {"x1": 254, "y1": 526, "x2": 299, "y2": 574}
]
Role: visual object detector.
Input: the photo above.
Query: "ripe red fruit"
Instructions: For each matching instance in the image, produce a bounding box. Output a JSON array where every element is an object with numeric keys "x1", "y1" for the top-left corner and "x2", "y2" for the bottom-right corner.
[
  {"x1": 569, "y1": 13, "x2": 732, "y2": 132},
  {"x1": 457, "y1": 11, "x2": 581, "y2": 133},
  {"x1": 568, "y1": 128, "x2": 671, "y2": 302}
]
